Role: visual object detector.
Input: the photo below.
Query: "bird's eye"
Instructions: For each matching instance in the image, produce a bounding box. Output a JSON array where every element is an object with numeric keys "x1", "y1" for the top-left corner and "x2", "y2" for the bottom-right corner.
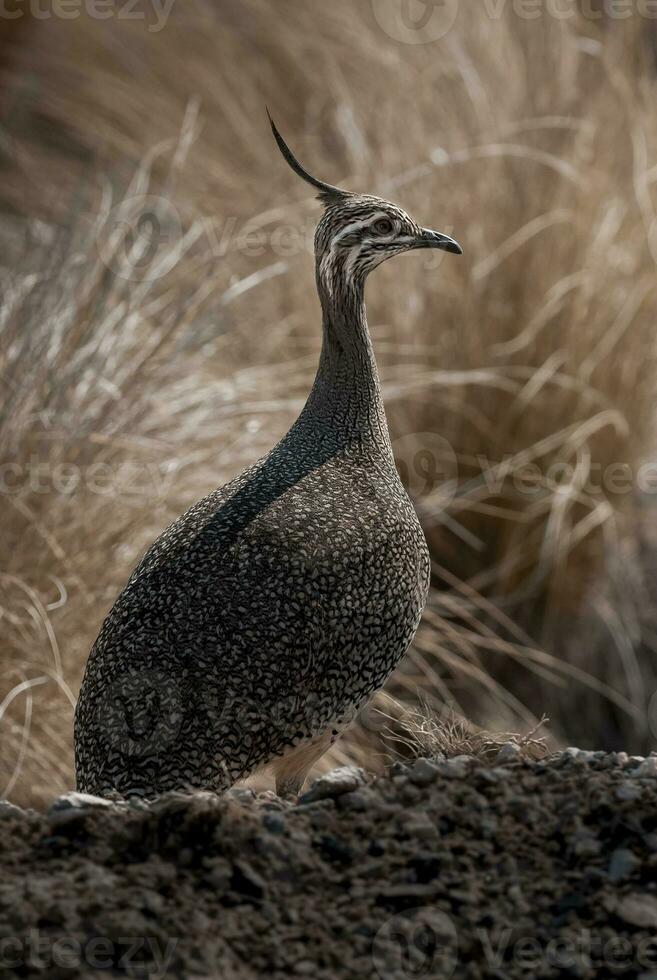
[{"x1": 372, "y1": 218, "x2": 395, "y2": 237}]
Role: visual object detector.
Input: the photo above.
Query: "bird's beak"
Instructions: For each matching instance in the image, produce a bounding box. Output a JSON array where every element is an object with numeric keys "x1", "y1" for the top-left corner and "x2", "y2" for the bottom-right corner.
[{"x1": 413, "y1": 229, "x2": 463, "y2": 255}]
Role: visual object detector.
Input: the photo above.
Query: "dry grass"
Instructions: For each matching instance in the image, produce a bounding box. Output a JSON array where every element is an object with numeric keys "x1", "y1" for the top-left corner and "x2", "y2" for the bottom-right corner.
[
  {"x1": 383, "y1": 703, "x2": 551, "y2": 765},
  {"x1": 2, "y1": 1, "x2": 657, "y2": 804}
]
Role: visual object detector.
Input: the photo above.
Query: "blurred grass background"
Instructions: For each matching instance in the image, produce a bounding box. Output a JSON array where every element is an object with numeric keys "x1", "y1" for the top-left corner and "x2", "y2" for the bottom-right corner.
[{"x1": 2, "y1": 0, "x2": 657, "y2": 805}]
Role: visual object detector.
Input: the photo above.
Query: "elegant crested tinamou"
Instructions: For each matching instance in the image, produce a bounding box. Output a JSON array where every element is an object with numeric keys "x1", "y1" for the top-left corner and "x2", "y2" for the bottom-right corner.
[{"x1": 74, "y1": 114, "x2": 462, "y2": 798}]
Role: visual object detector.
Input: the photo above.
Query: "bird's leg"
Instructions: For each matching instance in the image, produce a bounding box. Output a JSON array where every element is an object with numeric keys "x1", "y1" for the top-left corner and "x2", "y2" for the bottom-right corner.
[{"x1": 271, "y1": 729, "x2": 333, "y2": 798}]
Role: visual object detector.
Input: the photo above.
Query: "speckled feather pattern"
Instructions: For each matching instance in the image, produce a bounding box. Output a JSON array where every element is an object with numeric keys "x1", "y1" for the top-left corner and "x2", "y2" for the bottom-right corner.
[{"x1": 74, "y1": 174, "x2": 449, "y2": 798}]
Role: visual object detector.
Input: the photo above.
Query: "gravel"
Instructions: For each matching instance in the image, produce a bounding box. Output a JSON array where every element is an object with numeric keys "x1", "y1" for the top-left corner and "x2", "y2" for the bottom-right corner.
[
  {"x1": 297, "y1": 765, "x2": 366, "y2": 803},
  {"x1": 2, "y1": 750, "x2": 657, "y2": 978}
]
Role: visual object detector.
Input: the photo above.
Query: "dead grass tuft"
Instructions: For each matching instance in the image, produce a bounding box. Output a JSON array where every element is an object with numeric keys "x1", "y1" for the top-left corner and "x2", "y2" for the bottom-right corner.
[{"x1": 383, "y1": 702, "x2": 551, "y2": 765}]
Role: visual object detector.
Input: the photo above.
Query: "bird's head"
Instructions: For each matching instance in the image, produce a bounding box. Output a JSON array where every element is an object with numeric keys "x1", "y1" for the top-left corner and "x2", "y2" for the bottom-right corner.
[{"x1": 268, "y1": 111, "x2": 462, "y2": 289}]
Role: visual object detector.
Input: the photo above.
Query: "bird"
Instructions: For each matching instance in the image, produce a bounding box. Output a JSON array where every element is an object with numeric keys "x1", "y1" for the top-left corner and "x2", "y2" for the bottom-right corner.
[{"x1": 74, "y1": 113, "x2": 462, "y2": 799}]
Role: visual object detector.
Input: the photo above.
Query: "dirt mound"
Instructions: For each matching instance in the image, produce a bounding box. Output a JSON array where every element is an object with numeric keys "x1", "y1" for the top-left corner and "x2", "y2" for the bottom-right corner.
[{"x1": 2, "y1": 751, "x2": 657, "y2": 978}]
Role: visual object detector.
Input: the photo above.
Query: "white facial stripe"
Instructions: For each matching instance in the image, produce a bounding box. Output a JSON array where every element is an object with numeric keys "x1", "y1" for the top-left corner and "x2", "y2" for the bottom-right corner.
[
  {"x1": 334, "y1": 215, "x2": 378, "y2": 245},
  {"x1": 317, "y1": 206, "x2": 418, "y2": 294},
  {"x1": 320, "y1": 214, "x2": 375, "y2": 296}
]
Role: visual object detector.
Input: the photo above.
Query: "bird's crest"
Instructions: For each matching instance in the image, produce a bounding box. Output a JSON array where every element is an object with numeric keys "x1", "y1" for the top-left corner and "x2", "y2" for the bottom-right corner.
[{"x1": 267, "y1": 109, "x2": 350, "y2": 207}]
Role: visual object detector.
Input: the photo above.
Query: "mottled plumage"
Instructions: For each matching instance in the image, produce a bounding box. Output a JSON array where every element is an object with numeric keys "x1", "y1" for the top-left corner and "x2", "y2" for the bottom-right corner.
[{"x1": 74, "y1": 116, "x2": 462, "y2": 798}]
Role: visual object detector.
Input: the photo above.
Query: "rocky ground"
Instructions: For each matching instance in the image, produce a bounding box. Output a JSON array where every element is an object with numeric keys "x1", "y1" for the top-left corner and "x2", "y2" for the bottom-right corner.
[{"x1": 2, "y1": 749, "x2": 657, "y2": 979}]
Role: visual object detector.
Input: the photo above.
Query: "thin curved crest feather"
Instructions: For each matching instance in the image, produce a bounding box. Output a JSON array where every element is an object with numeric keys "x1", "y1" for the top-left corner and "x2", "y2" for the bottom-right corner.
[{"x1": 266, "y1": 109, "x2": 349, "y2": 206}]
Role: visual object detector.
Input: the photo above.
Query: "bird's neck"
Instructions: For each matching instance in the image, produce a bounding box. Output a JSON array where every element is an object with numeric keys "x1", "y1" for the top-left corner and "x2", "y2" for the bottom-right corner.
[{"x1": 301, "y1": 263, "x2": 391, "y2": 449}]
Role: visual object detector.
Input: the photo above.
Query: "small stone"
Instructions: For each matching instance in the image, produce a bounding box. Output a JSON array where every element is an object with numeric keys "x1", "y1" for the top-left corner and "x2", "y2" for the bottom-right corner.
[
  {"x1": 127, "y1": 797, "x2": 149, "y2": 811},
  {"x1": 480, "y1": 816, "x2": 498, "y2": 837},
  {"x1": 47, "y1": 792, "x2": 114, "y2": 813},
  {"x1": 408, "y1": 758, "x2": 440, "y2": 787},
  {"x1": 46, "y1": 795, "x2": 114, "y2": 828},
  {"x1": 437, "y1": 756, "x2": 472, "y2": 779},
  {"x1": 206, "y1": 859, "x2": 232, "y2": 892},
  {"x1": 378, "y1": 883, "x2": 438, "y2": 900},
  {"x1": 399, "y1": 782, "x2": 421, "y2": 804},
  {"x1": 232, "y1": 860, "x2": 267, "y2": 898},
  {"x1": 633, "y1": 758, "x2": 657, "y2": 779},
  {"x1": 560, "y1": 747, "x2": 593, "y2": 767},
  {"x1": 414, "y1": 822, "x2": 440, "y2": 842},
  {"x1": 401, "y1": 813, "x2": 439, "y2": 841},
  {"x1": 257, "y1": 790, "x2": 280, "y2": 804},
  {"x1": 316, "y1": 833, "x2": 353, "y2": 864},
  {"x1": 47, "y1": 809, "x2": 92, "y2": 830},
  {"x1": 616, "y1": 782, "x2": 642, "y2": 802},
  {"x1": 615, "y1": 893, "x2": 657, "y2": 928},
  {"x1": 262, "y1": 812, "x2": 286, "y2": 834},
  {"x1": 477, "y1": 768, "x2": 509, "y2": 785},
  {"x1": 508, "y1": 883, "x2": 529, "y2": 911},
  {"x1": 572, "y1": 833, "x2": 602, "y2": 858},
  {"x1": 609, "y1": 849, "x2": 640, "y2": 882},
  {"x1": 294, "y1": 961, "x2": 316, "y2": 974},
  {"x1": 299, "y1": 766, "x2": 366, "y2": 803},
  {"x1": 0, "y1": 801, "x2": 24, "y2": 820},
  {"x1": 140, "y1": 889, "x2": 164, "y2": 913},
  {"x1": 150, "y1": 791, "x2": 198, "y2": 817},
  {"x1": 336, "y1": 790, "x2": 370, "y2": 812},
  {"x1": 389, "y1": 762, "x2": 410, "y2": 777},
  {"x1": 226, "y1": 787, "x2": 256, "y2": 805},
  {"x1": 496, "y1": 743, "x2": 522, "y2": 765}
]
